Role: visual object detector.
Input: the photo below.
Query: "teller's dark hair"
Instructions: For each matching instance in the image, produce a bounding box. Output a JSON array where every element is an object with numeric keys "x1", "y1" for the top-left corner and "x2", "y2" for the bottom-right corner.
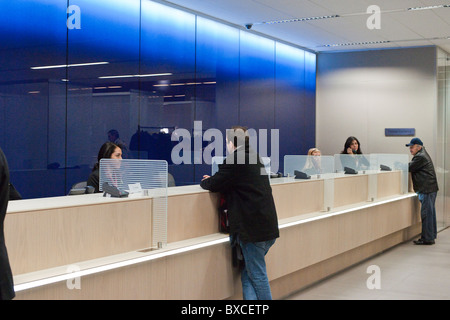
[
  {"x1": 341, "y1": 136, "x2": 363, "y2": 154},
  {"x1": 92, "y1": 141, "x2": 120, "y2": 171}
]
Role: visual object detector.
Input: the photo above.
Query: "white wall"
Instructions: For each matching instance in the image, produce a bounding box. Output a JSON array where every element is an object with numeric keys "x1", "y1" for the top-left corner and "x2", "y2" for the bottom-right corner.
[{"x1": 316, "y1": 46, "x2": 437, "y2": 159}]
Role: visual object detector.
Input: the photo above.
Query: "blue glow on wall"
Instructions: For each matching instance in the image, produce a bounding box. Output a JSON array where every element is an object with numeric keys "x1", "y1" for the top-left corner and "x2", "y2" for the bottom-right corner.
[{"x1": 0, "y1": 0, "x2": 316, "y2": 198}]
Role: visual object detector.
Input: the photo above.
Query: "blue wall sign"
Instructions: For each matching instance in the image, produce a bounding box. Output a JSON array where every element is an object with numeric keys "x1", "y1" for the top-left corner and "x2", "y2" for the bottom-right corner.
[{"x1": 385, "y1": 128, "x2": 415, "y2": 136}]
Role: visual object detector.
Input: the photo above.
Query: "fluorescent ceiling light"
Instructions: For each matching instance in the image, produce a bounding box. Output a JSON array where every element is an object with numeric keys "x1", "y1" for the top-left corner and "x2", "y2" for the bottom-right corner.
[
  {"x1": 31, "y1": 62, "x2": 109, "y2": 70},
  {"x1": 407, "y1": 4, "x2": 449, "y2": 11},
  {"x1": 321, "y1": 35, "x2": 450, "y2": 48},
  {"x1": 261, "y1": 14, "x2": 339, "y2": 25},
  {"x1": 323, "y1": 40, "x2": 390, "y2": 47},
  {"x1": 98, "y1": 73, "x2": 172, "y2": 79},
  {"x1": 254, "y1": 4, "x2": 449, "y2": 27}
]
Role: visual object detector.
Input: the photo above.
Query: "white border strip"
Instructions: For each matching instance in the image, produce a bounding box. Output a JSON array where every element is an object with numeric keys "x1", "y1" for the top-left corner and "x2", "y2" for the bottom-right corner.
[
  {"x1": 14, "y1": 237, "x2": 229, "y2": 292},
  {"x1": 279, "y1": 193, "x2": 417, "y2": 229}
]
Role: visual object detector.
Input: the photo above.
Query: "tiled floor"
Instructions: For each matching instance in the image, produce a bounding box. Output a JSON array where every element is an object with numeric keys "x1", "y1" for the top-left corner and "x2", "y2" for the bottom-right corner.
[{"x1": 286, "y1": 227, "x2": 450, "y2": 300}]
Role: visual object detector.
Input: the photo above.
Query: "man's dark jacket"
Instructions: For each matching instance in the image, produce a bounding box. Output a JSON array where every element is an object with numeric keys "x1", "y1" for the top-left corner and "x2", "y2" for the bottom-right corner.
[
  {"x1": 409, "y1": 147, "x2": 439, "y2": 194},
  {"x1": 200, "y1": 146, "x2": 279, "y2": 243},
  {"x1": 0, "y1": 147, "x2": 15, "y2": 300}
]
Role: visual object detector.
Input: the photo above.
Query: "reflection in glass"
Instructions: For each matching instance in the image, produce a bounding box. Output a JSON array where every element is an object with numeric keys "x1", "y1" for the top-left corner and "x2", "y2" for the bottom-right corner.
[{"x1": 0, "y1": 0, "x2": 316, "y2": 198}]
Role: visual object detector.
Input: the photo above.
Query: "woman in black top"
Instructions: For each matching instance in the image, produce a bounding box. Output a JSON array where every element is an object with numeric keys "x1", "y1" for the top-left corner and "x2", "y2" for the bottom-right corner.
[
  {"x1": 87, "y1": 142, "x2": 122, "y2": 192},
  {"x1": 341, "y1": 136, "x2": 363, "y2": 155},
  {"x1": 340, "y1": 136, "x2": 369, "y2": 170}
]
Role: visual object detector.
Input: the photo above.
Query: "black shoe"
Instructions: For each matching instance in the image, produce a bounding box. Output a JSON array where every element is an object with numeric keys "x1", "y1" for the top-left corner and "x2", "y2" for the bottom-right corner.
[{"x1": 413, "y1": 238, "x2": 435, "y2": 245}]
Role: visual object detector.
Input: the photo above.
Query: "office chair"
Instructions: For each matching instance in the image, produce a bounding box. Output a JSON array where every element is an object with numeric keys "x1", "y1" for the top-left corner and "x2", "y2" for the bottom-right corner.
[
  {"x1": 68, "y1": 181, "x2": 93, "y2": 195},
  {"x1": 168, "y1": 173, "x2": 176, "y2": 187},
  {"x1": 71, "y1": 181, "x2": 87, "y2": 189}
]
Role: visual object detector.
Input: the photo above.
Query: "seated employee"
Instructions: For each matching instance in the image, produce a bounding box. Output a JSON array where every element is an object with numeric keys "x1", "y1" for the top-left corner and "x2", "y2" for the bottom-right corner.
[
  {"x1": 303, "y1": 147, "x2": 322, "y2": 175},
  {"x1": 200, "y1": 126, "x2": 279, "y2": 300},
  {"x1": 340, "y1": 136, "x2": 369, "y2": 170},
  {"x1": 87, "y1": 142, "x2": 122, "y2": 193}
]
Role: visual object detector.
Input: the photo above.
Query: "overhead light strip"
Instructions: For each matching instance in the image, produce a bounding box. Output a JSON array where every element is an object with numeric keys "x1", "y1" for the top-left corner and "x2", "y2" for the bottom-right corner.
[
  {"x1": 407, "y1": 4, "x2": 450, "y2": 11},
  {"x1": 250, "y1": 3, "x2": 450, "y2": 27},
  {"x1": 261, "y1": 14, "x2": 339, "y2": 25},
  {"x1": 321, "y1": 35, "x2": 450, "y2": 48},
  {"x1": 323, "y1": 40, "x2": 391, "y2": 48},
  {"x1": 31, "y1": 61, "x2": 109, "y2": 70},
  {"x1": 98, "y1": 73, "x2": 172, "y2": 79}
]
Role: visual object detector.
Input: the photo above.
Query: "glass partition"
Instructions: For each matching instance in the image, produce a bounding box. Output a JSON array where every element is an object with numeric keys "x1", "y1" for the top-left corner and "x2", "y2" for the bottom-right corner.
[
  {"x1": 284, "y1": 155, "x2": 334, "y2": 177},
  {"x1": 334, "y1": 154, "x2": 375, "y2": 172},
  {"x1": 212, "y1": 156, "x2": 271, "y2": 175},
  {"x1": 99, "y1": 159, "x2": 168, "y2": 248},
  {"x1": 369, "y1": 154, "x2": 409, "y2": 194}
]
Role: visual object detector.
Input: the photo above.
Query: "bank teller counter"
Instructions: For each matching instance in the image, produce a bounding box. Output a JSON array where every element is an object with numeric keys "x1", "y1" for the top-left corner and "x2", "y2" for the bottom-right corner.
[{"x1": 6, "y1": 155, "x2": 420, "y2": 299}]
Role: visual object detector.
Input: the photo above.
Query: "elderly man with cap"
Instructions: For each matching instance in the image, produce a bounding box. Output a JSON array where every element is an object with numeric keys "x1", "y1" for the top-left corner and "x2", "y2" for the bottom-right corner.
[{"x1": 406, "y1": 137, "x2": 438, "y2": 245}]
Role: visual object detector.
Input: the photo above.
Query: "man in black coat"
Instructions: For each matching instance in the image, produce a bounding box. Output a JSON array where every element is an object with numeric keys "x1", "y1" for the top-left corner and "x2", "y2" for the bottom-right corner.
[
  {"x1": 201, "y1": 126, "x2": 279, "y2": 300},
  {"x1": 406, "y1": 138, "x2": 439, "y2": 245},
  {"x1": 0, "y1": 147, "x2": 15, "y2": 299}
]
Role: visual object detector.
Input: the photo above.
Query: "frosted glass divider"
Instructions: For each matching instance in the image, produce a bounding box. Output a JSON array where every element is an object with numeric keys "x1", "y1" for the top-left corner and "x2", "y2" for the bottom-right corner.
[
  {"x1": 99, "y1": 159, "x2": 168, "y2": 248},
  {"x1": 369, "y1": 154, "x2": 409, "y2": 194},
  {"x1": 283, "y1": 155, "x2": 335, "y2": 176},
  {"x1": 334, "y1": 154, "x2": 372, "y2": 173},
  {"x1": 212, "y1": 156, "x2": 271, "y2": 175}
]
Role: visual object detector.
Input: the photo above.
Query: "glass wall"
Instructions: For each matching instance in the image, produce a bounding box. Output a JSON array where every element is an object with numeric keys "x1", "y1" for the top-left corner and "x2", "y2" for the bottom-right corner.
[
  {"x1": 0, "y1": 0, "x2": 316, "y2": 199},
  {"x1": 437, "y1": 48, "x2": 450, "y2": 228}
]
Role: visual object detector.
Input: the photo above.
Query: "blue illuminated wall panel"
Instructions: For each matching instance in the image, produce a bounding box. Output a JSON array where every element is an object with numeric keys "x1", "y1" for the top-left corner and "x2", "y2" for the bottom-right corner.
[
  {"x1": 239, "y1": 33, "x2": 276, "y2": 130},
  {"x1": 0, "y1": 0, "x2": 316, "y2": 199},
  {"x1": 275, "y1": 43, "x2": 306, "y2": 172}
]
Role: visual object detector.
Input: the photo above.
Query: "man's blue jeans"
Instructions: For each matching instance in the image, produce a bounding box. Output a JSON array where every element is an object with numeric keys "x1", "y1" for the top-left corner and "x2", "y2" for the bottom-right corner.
[
  {"x1": 418, "y1": 192, "x2": 437, "y2": 241},
  {"x1": 239, "y1": 239, "x2": 276, "y2": 300}
]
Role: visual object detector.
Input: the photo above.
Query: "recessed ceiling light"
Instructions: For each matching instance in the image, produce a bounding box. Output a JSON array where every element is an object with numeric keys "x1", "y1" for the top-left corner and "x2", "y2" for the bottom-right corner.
[
  {"x1": 322, "y1": 40, "x2": 390, "y2": 47},
  {"x1": 407, "y1": 4, "x2": 450, "y2": 11},
  {"x1": 98, "y1": 73, "x2": 172, "y2": 79},
  {"x1": 31, "y1": 62, "x2": 109, "y2": 70},
  {"x1": 260, "y1": 14, "x2": 339, "y2": 25}
]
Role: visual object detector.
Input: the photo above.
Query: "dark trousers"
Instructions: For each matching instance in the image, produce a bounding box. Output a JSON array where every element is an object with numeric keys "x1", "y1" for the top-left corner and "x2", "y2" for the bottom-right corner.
[{"x1": 418, "y1": 192, "x2": 437, "y2": 241}]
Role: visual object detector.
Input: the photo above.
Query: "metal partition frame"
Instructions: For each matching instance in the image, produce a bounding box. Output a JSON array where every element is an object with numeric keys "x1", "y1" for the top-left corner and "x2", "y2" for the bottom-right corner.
[{"x1": 100, "y1": 159, "x2": 168, "y2": 248}]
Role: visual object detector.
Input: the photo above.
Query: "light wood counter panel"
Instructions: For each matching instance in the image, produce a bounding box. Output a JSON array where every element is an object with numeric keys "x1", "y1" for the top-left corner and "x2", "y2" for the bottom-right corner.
[
  {"x1": 334, "y1": 175, "x2": 368, "y2": 207},
  {"x1": 6, "y1": 198, "x2": 152, "y2": 274},
  {"x1": 167, "y1": 192, "x2": 220, "y2": 243},
  {"x1": 6, "y1": 170, "x2": 420, "y2": 299},
  {"x1": 271, "y1": 180, "x2": 324, "y2": 219},
  {"x1": 377, "y1": 170, "x2": 402, "y2": 198}
]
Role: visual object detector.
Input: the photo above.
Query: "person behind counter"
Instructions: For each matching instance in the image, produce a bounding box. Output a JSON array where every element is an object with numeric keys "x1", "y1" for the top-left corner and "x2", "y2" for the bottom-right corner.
[
  {"x1": 200, "y1": 126, "x2": 279, "y2": 300},
  {"x1": 340, "y1": 136, "x2": 369, "y2": 170},
  {"x1": 87, "y1": 142, "x2": 123, "y2": 193},
  {"x1": 303, "y1": 148, "x2": 322, "y2": 175},
  {"x1": 406, "y1": 138, "x2": 438, "y2": 245},
  {"x1": 341, "y1": 136, "x2": 363, "y2": 155},
  {"x1": 0, "y1": 147, "x2": 15, "y2": 300}
]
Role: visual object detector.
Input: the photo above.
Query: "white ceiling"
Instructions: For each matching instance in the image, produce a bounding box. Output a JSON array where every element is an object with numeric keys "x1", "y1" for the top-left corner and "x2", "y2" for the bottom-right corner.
[{"x1": 161, "y1": 0, "x2": 450, "y2": 53}]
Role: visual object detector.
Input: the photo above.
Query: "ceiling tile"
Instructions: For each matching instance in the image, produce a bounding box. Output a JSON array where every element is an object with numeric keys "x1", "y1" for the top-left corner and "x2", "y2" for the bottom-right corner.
[{"x1": 162, "y1": 0, "x2": 450, "y2": 52}]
